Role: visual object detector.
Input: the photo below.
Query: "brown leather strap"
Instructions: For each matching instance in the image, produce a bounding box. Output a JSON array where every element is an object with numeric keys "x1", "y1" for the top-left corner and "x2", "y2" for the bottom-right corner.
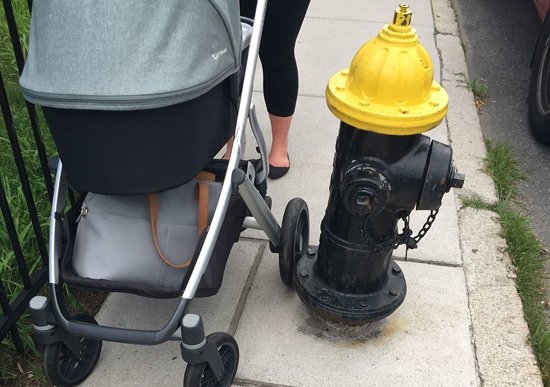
[
  {"x1": 148, "y1": 172, "x2": 216, "y2": 269},
  {"x1": 195, "y1": 171, "x2": 216, "y2": 236}
]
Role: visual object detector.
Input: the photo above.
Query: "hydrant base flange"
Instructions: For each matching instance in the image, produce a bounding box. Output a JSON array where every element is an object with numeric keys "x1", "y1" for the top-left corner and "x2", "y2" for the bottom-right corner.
[{"x1": 295, "y1": 250, "x2": 407, "y2": 324}]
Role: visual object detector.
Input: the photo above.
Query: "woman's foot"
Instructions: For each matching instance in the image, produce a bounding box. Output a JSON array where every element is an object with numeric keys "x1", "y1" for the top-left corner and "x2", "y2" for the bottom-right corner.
[
  {"x1": 267, "y1": 114, "x2": 292, "y2": 178},
  {"x1": 268, "y1": 153, "x2": 290, "y2": 179}
]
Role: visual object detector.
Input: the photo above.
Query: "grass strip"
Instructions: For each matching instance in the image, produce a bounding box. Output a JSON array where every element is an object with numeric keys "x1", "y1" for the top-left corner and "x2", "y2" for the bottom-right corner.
[
  {"x1": 1, "y1": 1, "x2": 48, "y2": 384},
  {"x1": 462, "y1": 140, "x2": 550, "y2": 385}
]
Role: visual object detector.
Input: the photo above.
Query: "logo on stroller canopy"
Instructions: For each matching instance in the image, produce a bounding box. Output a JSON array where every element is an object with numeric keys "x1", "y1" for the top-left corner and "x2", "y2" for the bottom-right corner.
[{"x1": 212, "y1": 48, "x2": 228, "y2": 61}]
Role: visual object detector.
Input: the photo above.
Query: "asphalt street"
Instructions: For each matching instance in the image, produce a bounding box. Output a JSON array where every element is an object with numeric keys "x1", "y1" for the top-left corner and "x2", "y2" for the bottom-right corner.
[{"x1": 452, "y1": 0, "x2": 550, "y2": 249}]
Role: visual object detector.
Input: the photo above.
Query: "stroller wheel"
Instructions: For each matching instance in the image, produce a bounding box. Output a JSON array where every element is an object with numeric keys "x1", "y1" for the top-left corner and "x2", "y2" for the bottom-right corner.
[
  {"x1": 43, "y1": 313, "x2": 102, "y2": 387},
  {"x1": 183, "y1": 332, "x2": 239, "y2": 387},
  {"x1": 279, "y1": 198, "x2": 310, "y2": 287}
]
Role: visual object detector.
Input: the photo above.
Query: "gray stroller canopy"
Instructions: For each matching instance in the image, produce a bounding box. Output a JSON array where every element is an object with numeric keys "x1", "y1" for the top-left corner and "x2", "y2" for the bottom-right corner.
[{"x1": 20, "y1": 0, "x2": 242, "y2": 111}]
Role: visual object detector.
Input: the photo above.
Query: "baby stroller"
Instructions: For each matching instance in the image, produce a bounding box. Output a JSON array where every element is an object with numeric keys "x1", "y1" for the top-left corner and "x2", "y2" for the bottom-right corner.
[{"x1": 22, "y1": 1, "x2": 310, "y2": 386}]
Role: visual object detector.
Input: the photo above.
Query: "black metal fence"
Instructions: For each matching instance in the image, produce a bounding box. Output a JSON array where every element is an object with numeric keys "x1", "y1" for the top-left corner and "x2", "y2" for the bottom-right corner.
[{"x1": 0, "y1": 0, "x2": 52, "y2": 354}]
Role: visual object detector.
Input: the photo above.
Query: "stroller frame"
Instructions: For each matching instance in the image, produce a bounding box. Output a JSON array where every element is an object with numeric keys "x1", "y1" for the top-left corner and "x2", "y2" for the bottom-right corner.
[{"x1": 28, "y1": 1, "x2": 309, "y2": 385}]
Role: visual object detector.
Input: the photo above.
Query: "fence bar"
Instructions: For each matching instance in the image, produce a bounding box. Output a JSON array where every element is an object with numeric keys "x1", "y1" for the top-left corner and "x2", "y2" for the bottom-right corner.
[
  {"x1": 0, "y1": 0, "x2": 49, "y2": 356},
  {"x1": 0, "y1": 279, "x2": 24, "y2": 354},
  {"x1": 2, "y1": 0, "x2": 25, "y2": 74},
  {"x1": 2, "y1": 0, "x2": 54, "y2": 199},
  {"x1": 0, "y1": 266, "x2": 47, "y2": 348},
  {"x1": 0, "y1": 72, "x2": 48, "y2": 264},
  {"x1": 0, "y1": 279, "x2": 12, "y2": 315},
  {"x1": 0, "y1": 180, "x2": 32, "y2": 287},
  {"x1": 10, "y1": 325, "x2": 24, "y2": 353}
]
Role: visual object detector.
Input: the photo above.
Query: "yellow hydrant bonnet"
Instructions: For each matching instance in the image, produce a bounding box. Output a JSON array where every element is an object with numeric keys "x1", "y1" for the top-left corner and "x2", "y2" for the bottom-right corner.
[{"x1": 326, "y1": 4, "x2": 448, "y2": 135}]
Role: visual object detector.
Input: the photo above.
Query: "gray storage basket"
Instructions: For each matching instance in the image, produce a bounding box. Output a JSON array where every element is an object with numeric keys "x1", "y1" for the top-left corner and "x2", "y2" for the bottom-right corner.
[
  {"x1": 72, "y1": 180, "x2": 222, "y2": 291},
  {"x1": 60, "y1": 161, "x2": 249, "y2": 298},
  {"x1": 20, "y1": 0, "x2": 242, "y2": 110}
]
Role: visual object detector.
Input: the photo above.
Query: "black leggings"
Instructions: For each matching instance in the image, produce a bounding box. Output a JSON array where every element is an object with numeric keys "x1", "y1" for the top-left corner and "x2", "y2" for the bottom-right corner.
[{"x1": 240, "y1": 0, "x2": 310, "y2": 117}]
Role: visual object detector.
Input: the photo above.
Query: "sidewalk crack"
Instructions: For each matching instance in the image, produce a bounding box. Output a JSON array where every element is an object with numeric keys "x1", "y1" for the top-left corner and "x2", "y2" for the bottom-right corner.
[
  {"x1": 234, "y1": 378, "x2": 298, "y2": 387},
  {"x1": 228, "y1": 242, "x2": 266, "y2": 335},
  {"x1": 393, "y1": 256, "x2": 463, "y2": 268}
]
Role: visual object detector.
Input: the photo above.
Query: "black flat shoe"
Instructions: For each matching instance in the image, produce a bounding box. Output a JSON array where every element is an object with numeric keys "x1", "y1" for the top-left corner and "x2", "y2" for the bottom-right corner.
[{"x1": 268, "y1": 155, "x2": 290, "y2": 179}]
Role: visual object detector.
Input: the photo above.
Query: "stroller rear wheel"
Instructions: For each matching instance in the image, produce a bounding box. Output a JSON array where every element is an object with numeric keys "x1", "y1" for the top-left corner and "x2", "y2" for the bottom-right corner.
[
  {"x1": 183, "y1": 332, "x2": 239, "y2": 387},
  {"x1": 279, "y1": 198, "x2": 310, "y2": 287},
  {"x1": 43, "y1": 313, "x2": 102, "y2": 387}
]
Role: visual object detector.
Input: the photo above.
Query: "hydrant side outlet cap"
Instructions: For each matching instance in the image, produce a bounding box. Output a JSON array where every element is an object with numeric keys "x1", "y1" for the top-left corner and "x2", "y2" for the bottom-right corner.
[{"x1": 325, "y1": 4, "x2": 449, "y2": 135}]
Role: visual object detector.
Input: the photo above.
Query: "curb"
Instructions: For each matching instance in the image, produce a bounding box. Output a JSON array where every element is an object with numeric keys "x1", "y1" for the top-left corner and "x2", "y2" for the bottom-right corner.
[{"x1": 432, "y1": 0, "x2": 543, "y2": 385}]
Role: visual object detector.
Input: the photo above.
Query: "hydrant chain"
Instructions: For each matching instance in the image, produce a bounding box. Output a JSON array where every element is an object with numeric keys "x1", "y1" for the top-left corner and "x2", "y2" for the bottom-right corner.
[
  {"x1": 359, "y1": 209, "x2": 439, "y2": 252},
  {"x1": 412, "y1": 209, "x2": 440, "y2": 245}
]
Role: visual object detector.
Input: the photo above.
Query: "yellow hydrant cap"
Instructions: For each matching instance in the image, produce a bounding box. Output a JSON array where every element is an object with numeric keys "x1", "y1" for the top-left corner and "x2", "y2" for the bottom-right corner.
[{"x1": 326, "y1": 5, "x2": 448, "y2": 135}]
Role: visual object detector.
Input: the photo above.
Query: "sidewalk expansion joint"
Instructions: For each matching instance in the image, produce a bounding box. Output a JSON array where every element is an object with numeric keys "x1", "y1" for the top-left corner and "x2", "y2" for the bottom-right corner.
[
  {"x1": 466, "y1": 286, "x2": 484, "y2": 386},
  {"x1": 240, "y1": 236, "x2": 269, "y2": 244},
  {"x1": 228, "y1": 242, "x2": 266, "y2": 336},
  {"x1": 393, "y1": 256, "x2": 463, "y2": 268},
  {"x1": 234, "y1": 377, "x2": 297, "y2": 387},
  {"x1": 305, "y1": 15, "x2": 433, "y2": 28},
  {"x1": 435, "y1": 31, "x2": 457, "y2": 36},
  {"x1": 239, "y1": 237, "x2": 463, "y2": 269}
]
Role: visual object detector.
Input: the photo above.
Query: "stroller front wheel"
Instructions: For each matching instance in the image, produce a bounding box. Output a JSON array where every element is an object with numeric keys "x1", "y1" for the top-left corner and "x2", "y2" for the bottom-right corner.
[
  {"x1": 43, "y1": 313, "x2": 102, "y2": 387},
  {"x1": 279, "y1": 198, "x2": 310, "y2": 287},
  {"x1": 183, "y1": 332, "x2": 239, "y2": 387}
]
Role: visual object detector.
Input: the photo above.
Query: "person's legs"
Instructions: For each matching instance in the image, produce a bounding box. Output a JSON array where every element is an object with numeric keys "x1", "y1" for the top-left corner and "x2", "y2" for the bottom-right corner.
[
  {"x1": 259, "y1": 0, "x2": 309, "y2": 170},
  {"x1": 231, "y1": 0, "x2": 310, "y2": 176}
]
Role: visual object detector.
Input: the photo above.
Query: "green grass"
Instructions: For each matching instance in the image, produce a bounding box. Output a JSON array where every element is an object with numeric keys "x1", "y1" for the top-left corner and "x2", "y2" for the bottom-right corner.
[
  {"x1": 458, "y1": 74, "x2": 490, "y2": 113},
  {"x1": 459, "y1": 194, "x2": 493, "y2": 211},
  {"x1": 497, "y1": 202, "x2": 550, "y2": 383},
  {"x1": 483, "y1": 140, "x2": 525, "y2": 199},
  {"x1": 461, "y1": 140, "x2": 550, "y2": 385},
  {"x1": 466, "y1": 78, "x2": 489, "y2": 100},
  {"x1": 459, "y1": 73, "x2": 490, "y2": 100}
]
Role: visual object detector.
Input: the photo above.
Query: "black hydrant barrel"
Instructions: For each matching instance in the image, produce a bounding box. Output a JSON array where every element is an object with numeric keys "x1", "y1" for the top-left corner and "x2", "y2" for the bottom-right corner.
[{"x1": 317, "y1": 123, "x2": 427, "y2": 294}]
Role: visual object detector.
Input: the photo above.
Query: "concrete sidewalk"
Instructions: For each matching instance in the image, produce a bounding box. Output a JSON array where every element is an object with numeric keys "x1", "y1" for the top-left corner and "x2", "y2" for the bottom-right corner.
[{"x1": 82, "y1": 0, "x2": 542, "y2": 386}]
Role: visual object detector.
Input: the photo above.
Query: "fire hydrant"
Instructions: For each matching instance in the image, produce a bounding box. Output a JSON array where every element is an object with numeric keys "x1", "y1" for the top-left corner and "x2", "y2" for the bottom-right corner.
[{"x1": 294, "y1": 4, "x2": 465, "y2": 324}]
